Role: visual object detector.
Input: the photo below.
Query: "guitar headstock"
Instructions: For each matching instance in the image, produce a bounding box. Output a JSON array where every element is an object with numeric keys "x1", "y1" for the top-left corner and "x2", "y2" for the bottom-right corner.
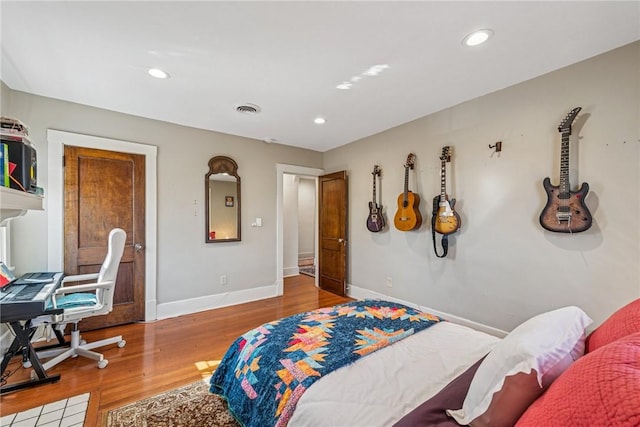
[
  {"x1": 440, "y1": 146, "x2": 452, "y2": 162},
  {"x1": 405, "y1": 153, "x2": 416, "y2": 170},
  {"x1": 558, "y1": 107, "x2": 582, "y2": 134},
  {"x1": 372, "y1": 165, "x2": 381, "y2": 177}
]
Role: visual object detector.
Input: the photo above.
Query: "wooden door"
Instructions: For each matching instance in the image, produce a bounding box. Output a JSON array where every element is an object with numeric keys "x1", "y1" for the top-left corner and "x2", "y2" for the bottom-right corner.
[
  {"x1": 64, "y1": 146, "x2": 145, "y2": 330},
  {"x1": 318, "y1": 171, "x2": 348, "y2": 296}
]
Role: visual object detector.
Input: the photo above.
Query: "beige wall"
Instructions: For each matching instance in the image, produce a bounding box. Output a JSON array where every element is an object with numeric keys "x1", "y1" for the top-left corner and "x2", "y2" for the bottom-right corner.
[
  {"x1": 323, "y1": 41, "x2": 640, "y2": 331},
  {"x1": 283, "y1": 174, "x2": 300, "y2": 276},
  {"x1": 298, "y1": 177, "x2": 316, "y2": 259}
]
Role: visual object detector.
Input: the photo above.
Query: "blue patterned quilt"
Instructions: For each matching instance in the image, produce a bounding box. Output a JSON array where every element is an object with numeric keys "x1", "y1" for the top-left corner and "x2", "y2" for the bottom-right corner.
[{"x1": 209, "y1": 299, "x2": 442, "y2": 427}]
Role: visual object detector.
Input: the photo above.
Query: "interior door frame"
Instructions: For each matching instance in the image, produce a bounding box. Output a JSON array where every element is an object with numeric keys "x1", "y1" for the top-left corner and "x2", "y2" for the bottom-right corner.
[
  {"x1": 46, "y1": 129, "x2": 158, "y2": 321},
  {"x1": 276, "y1": 163, "x2": 323, "y2": 296}
]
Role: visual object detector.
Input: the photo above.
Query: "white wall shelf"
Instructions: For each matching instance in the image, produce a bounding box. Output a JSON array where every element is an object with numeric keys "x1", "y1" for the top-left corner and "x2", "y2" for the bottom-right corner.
[{"x1": 0, "y1": 186, "x2": 43, "y2": 224}]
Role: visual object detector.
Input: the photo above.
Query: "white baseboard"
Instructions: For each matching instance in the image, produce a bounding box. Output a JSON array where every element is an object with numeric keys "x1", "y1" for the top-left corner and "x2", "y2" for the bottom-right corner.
[
  {"x1": 347, "y1": 284, "x2": 508, "y2": 338},
  {"x1": 156, "y1": 284, "x2": 279, "y2": 320},
  {"x1": 283, "y1": 267, "x2": 299, "y2": 278}
]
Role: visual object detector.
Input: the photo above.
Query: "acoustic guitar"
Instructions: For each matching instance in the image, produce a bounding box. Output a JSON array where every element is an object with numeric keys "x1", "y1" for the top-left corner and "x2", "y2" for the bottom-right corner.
[
  {"x1": 366, "y1": 165, "x2": 385, "y2": 232},
  {"x1": 394, "y1": 153, "x2": 422, "y2": 231},
  {"x1": 433, "y1": 146, "x2": 461, "y2": 235},
  {"x1": 539, "y1": 107, "x2": 592, "y2": 233}
]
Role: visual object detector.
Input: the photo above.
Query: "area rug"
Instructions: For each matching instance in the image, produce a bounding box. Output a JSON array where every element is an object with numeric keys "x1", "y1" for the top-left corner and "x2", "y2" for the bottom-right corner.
[{"x1": 102, "y1": 380, "x2": 240, "y2": 427}]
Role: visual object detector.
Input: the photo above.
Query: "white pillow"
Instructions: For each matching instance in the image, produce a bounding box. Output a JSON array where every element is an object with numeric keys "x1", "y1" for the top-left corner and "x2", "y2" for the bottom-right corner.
[{"x1": 447, "y1": 306, "x2": 592, "y2": 426}]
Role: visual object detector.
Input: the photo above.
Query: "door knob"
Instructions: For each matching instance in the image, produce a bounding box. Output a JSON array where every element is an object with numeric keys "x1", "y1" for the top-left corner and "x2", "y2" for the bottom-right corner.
[{"x1": 134, "y1": 243, "x2": 144, "y2": 252}]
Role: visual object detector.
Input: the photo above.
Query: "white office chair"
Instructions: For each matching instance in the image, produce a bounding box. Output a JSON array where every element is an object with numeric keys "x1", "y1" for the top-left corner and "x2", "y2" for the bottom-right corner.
[{"x1": 32, "y1": 228, "x2": 127, "y2": 371}]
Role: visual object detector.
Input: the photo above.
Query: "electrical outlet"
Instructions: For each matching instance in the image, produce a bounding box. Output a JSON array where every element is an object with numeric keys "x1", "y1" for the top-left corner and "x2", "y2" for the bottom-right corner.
[
  {"x1": 386, "y1": 277, "x2": 392, "y2": 288},
  {"x1": 220, "y1": 275, "x2": 227, "y2": 285}
]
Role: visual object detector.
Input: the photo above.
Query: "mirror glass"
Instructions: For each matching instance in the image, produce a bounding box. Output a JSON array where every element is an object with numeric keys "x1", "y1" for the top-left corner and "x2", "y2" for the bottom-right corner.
[{"x1": 205, "y1": 156, "x2": 241, "y2": 242}]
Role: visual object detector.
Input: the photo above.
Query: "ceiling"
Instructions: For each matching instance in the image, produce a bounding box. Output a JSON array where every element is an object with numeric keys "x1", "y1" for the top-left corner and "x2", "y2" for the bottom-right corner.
[{"x1": 1, "y1": 2, "x2": 638, "y2": 152}]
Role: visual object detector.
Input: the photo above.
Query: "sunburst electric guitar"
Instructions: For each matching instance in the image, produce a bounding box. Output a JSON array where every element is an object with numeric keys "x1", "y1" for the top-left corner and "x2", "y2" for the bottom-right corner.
[
  {"x1": 433, "y1": 146, "x2": 461, "y2": 235},
  {"x1": 394, "y1": 153, "x2": 422, "y2": 231},
  {"x1": 539, "y1": 107, "x2": 592, "y2": 233},
  {"x1": 366, "y1": 165, "x2": 385, "y2": 232}
]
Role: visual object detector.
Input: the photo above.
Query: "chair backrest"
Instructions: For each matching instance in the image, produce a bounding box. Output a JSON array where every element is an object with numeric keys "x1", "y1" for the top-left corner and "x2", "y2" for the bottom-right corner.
[
  {"x1": 98, "y1": 228, "x2": 127, "y2": 283},
  {"x1": 96, "y1": 228, "x2": 127, "y2": 311}
]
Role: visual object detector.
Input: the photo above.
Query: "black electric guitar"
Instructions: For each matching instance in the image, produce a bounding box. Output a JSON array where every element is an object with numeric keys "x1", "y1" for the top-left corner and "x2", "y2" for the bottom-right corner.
[
  {"x1": 539, "y1": 107, "x2": 592, "y2": 233},
  {"x1": 433, "y1": 146, "x2": 461, "y2": 235},
  {"x1": 366, "y1": 165, "x2": 385, "y2": 232},
  {"x1": 394, "y1": 153, "x2": 422, "y2": 231}
]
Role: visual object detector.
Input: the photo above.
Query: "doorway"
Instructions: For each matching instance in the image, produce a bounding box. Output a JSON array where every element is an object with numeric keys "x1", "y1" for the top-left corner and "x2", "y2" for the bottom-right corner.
[
  {"x1": 63, "y1": 145, "x2": 145, "y2": 329},
  {"x1": 276, "y1": 164, "x2": 322, "y2": 296},
  {"x1": 283, "y1": 174, "x2": 316, "y2": 280},
  {"x1": 276, "y1": 164, "x2": 348, "y2": 298},
  {"x1": 47, "y1": 130, "x2": 158, "y2": 321}
]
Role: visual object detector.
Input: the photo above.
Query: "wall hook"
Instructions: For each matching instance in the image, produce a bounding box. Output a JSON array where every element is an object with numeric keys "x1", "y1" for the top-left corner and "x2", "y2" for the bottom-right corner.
[{"x1": 489, "y1": 141, "x2": 502, "y2": 153}]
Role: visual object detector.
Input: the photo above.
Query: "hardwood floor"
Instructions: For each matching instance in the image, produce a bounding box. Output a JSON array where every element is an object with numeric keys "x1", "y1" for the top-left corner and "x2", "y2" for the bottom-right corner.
[{"x1": 0, "y1": 275, "x2": 353, "y2": 425}]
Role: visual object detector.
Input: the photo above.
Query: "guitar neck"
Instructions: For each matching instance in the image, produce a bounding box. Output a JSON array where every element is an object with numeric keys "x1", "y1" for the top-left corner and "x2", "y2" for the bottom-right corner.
[
  {"x1": 403, "y1": 166, "x2": 409, "y2": 202},
  {"x1": 372, "y1": 173, "x2": 377, "y2": 202},
  {"x1": 440, "y1": 159, "x2": 446, "y2": 201},
  {"x1": 559, "y1": 132, "x2": 570, "y2": 195}
]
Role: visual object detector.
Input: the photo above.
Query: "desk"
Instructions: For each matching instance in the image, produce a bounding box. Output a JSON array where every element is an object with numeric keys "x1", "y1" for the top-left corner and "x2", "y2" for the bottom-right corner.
[{"x1": 0, "y1": 273, "x2": 64, "y2": 394}]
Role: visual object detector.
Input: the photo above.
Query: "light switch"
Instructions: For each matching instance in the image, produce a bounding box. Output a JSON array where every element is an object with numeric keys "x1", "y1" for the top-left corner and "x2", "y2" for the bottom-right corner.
[{"x1": 256, "y1": 217, "x2": 262, "y2": 227}]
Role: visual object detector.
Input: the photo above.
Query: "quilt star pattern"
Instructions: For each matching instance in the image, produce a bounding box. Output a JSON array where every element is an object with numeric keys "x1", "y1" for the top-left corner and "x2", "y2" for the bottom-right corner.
[{"x1": 210, "y1": 300, "x2": 442, "y2": 427}]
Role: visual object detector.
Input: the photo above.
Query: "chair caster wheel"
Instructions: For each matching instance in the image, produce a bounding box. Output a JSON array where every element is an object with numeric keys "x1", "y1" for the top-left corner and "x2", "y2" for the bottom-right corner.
[
  {"x1": 98, "y1": 359, "x2": 108, "y2": 369},
  {"x1": 30, "y1": 371, "x2": 37, "y2": 380},
  {"x1": 118, "y1": 340, "x2": 126, "y2": 348},
  {"x1": 23, "y1": 361, "x2": 32, "y2": 369}
]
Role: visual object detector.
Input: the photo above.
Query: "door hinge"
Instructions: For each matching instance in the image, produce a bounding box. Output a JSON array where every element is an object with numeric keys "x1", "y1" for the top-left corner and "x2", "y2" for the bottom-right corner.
[{"x1": 62, "y1": 155, "x2": 65, "y2": 168}]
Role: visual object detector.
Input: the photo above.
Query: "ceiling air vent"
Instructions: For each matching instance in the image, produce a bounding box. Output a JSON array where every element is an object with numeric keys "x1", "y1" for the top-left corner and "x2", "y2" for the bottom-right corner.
[{"x1": 235, "y1": 103, "x2": 261, "y2": 114}]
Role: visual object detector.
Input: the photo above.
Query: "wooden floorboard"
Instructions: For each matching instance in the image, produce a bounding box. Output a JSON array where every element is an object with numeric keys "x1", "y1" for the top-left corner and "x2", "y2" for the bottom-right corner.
[{"x1": 0, "y1": 275, "x2": 353, "y2": 425}]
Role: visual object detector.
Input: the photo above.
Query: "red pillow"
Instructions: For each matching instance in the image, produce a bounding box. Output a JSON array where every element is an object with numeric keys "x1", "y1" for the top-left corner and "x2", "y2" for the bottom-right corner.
[
  {"x1": 586, "y1": 298, "x2": 640, "y2": 352},
  {"x1": 516, "y1": 332, "x2": 640, "y2": 427}
]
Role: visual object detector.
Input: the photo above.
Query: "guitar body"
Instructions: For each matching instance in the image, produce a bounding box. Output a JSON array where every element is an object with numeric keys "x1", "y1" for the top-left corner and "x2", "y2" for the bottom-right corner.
[
  {"x1": 539, "y1": 177, "x2": 592, "y2": 233},
  {"x1": 366, "y1": 201, "x2": 385, "y2": 232},
  {"x1": 433, "y1": 195, "x2": 461, "y2": 235},
  {"x1": 394, "y1": 191, "x2": 422, "y2": 231}
]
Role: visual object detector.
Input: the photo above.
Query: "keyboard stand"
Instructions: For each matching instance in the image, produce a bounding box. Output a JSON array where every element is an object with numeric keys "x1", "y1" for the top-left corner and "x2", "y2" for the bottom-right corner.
[{"x1": 1, "y1": 312, "x2": 64, "y2": 394}]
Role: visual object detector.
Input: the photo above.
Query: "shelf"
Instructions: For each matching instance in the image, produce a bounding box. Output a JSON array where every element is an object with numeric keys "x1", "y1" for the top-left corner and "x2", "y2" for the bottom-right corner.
[{"x1": 0, "y1": 186, "x2": 43, "y2": 224}]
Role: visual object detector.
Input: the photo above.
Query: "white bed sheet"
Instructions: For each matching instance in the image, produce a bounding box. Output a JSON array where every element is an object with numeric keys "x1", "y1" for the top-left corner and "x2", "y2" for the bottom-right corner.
[{"x1": 288, "y1": 321, "x2": 501, "y2": 427}]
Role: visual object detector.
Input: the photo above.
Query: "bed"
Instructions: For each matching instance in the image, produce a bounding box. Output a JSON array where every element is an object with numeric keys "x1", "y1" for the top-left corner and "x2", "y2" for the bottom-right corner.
[{"x1": 210, "y1": 298, "x2": 640, "y2": 427}]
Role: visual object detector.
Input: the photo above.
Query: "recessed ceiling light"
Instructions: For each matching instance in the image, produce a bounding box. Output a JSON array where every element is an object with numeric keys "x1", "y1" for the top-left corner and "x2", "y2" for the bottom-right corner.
[
  {"x1": 314, "y1": 117, "x2": 326, "y2": 124},
  {"x1": 148, "y1": 68, "x2": 170, "y2": 79},
  {"x1": 336, "y1": 82, "x2": 352, "y2": 90},
  {"x1": 462, "y1": 29, "x2": 494, "y2": 46}
]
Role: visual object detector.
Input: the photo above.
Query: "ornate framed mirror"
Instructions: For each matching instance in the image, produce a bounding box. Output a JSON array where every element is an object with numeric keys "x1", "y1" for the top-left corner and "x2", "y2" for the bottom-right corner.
[{"x1": 205, "y1": 156, "x2": 241, "y2": 242}]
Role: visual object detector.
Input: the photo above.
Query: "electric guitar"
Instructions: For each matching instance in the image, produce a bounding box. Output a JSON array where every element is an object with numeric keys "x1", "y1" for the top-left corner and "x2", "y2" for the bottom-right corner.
[
  {"x1": 366, "y1": 165, "x2": 385, "y2": 232},
  {"x1": 394, "y1": 153, "x2": 422, "y2": 231},
  {"x1": 433, "y1": 146, "x2": 461, "y2": 235},
  {"x1": 539, "y1": 107, "x2": 592, "y2": 233}
]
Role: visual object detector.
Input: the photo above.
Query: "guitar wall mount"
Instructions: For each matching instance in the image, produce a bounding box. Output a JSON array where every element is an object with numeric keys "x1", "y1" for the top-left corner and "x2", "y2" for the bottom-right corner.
[{"x1": 488, "y1": 141, "x2": 502, "y2": 153}]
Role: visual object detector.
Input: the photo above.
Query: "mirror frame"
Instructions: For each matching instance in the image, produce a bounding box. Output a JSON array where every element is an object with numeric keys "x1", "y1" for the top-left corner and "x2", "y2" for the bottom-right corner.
[{"x1": 205, "y1": 156, "x2": 241, "y2": 243}]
